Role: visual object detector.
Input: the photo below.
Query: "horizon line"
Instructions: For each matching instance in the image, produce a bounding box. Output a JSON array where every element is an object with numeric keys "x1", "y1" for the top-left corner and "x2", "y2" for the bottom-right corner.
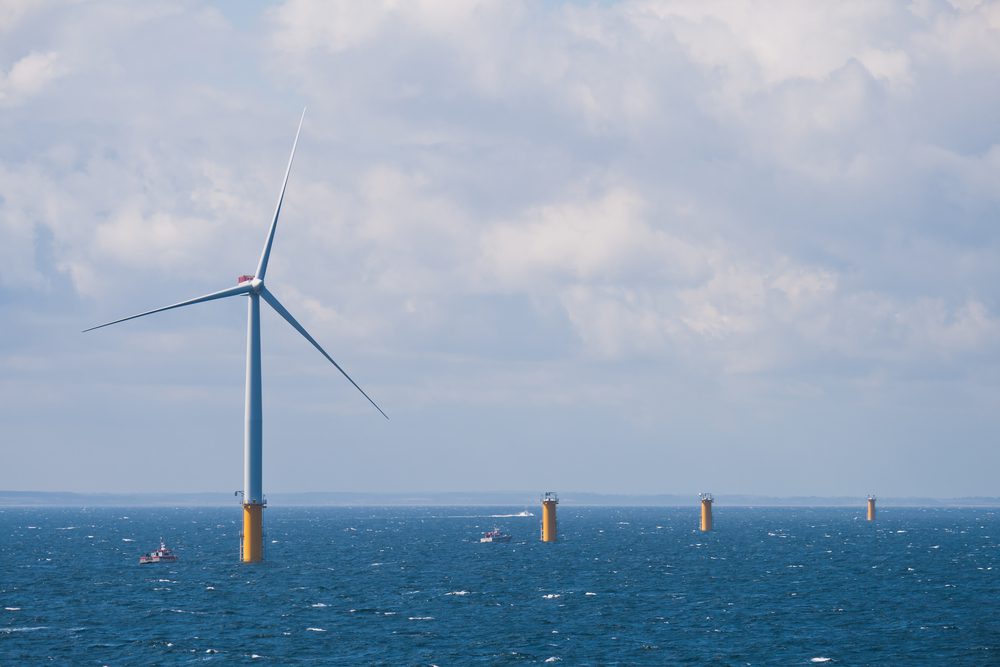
[{"x1": 3, "y1": 489, "x2": 999, "y2": 508}]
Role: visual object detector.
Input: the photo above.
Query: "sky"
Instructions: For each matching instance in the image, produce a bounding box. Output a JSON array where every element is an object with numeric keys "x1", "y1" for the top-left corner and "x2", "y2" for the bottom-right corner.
[{"x1": 1, "y1": 0, "x2": 999, "y2": 498}]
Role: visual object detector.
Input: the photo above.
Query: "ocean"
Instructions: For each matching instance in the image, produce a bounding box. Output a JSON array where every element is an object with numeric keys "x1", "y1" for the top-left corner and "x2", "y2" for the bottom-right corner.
[{"x1": 1, "y1": 506, "x2": 997, "y2": 664}]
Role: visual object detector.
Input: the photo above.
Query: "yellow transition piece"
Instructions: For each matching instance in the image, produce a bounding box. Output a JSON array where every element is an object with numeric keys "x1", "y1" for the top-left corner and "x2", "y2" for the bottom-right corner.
[
  {"x1": 541, "y1": 493, "x2": 558, "y2": 542},
  {"x1": 700, "y1": 495, "x2": 713, "y2": 532},
  {"x1": 242, "y1": 503, "x2": 264, "y2": 563}
]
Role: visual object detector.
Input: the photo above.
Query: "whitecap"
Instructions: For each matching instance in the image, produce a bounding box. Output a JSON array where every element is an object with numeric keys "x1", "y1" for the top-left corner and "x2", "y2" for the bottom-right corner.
[
  {"x1": 545, "y1": 657, "x2": 562, "y2": 663},
  {"x1": 408, "y1": 616, "x2": 434, "y2": 621},
  {"x1": 445, "y1": 591, "x2": 469, "y2": 596},
  {"x1": 311, "y1": 603, "x2": 328, "y2": 608},
  {"x1": 810, "y1": 658, "x2": 832, "y2": 663},
  {"x1": 5, "y1": 607, "x2": 21, "y2": 611},
  {"x1": 306, "y1": 627, "x2": 327, "y2": 632},
  {"x1": 251, "y1": 655, "x2": 262, "y2": 659},
  {"x1": 542, "y1": 594, "x2": 561, "y2": 599},
  {"x1": 205, "y1": 648, "x2": 219, "y2": 654},
  {"x1": 205, "y1": 586, "x2": 216, "y2": 591},
  {"x1": 0, "y1": 626, "x2": 47, "y2": 634},
  {"x1": 585, "y1": 592, "x2": 597, "y2": 596},
  {"x1": 122, "y1": 538, "x2": 134, "y2": 542}
]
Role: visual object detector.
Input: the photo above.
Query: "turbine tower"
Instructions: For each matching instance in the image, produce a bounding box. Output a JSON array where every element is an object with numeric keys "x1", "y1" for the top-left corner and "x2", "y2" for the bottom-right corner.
[{"x1": 85, "y1": 110, "x2": 387, "y2": 562}]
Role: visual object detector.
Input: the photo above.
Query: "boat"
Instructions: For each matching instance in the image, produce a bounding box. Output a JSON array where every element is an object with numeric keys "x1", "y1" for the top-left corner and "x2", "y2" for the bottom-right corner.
[
  {"x1": 480, "y1": 527, "x2": 512, "y2": 543},
  {"x1": 139, "y1": 539, "x2": 178, "y2": 564}
]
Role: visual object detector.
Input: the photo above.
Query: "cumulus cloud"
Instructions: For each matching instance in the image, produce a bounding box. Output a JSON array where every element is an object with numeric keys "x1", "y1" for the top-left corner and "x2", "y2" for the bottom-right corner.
[
  {"x1": 3, "y1": 0, "x2": 1000, "y2": 494},
  {"x1": 0, "y1": 51, "x2": 64, "y2": 107},
  {"x1": 483, "y1": 187, "x2": 707, "y2": 288}
]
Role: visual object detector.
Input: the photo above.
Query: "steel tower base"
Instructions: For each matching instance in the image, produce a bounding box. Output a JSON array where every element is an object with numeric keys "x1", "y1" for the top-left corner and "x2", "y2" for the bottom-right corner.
[
  {"x1": 541, "y1": 492, "x2": 558, "y2": 542},
  {"x1": 242, "y1": 503, "x2": 264, "y2": 563},
  {"x1": 700, "y1": 493, "x2": 713, "y2": 532}
]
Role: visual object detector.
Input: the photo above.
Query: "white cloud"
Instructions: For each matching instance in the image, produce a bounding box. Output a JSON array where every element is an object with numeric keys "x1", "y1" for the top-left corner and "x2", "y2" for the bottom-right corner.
[
  {"x1": 0, "y1": 51, "x2": 64, "y2": 107},
  {"x1": 857, "y1": 47, "x2": 914, "y2": 90},
  {"x1": 483, "y1": 187, "x2": 707, "y2": 288},
  {"x1": 923, "y1": 0, "x2": 1000, "y2": 68},
  {"x1": 3, "y1": 1, "x2": 1000, "y2": 495},
  {"x1": 94, "y1": 206, "x2": 216, "y2": 270}
]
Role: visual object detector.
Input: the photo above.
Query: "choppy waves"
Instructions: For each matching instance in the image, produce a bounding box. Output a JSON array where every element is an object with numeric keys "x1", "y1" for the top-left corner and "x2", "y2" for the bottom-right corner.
[{"x1": 1, "y1": 506, "x2": 997, "y2": 664}]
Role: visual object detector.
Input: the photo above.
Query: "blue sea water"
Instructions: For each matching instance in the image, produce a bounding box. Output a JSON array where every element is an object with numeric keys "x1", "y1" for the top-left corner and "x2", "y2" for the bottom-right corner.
[{"x1": 1, "y1": 506, "x2": 998, "y2": 665}]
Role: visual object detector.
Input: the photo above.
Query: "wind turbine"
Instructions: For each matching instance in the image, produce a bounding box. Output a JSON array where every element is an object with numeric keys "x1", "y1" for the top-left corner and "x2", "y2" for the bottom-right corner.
[{"x1": 85, "y1": 110, "x2": 387, "y2": 562}]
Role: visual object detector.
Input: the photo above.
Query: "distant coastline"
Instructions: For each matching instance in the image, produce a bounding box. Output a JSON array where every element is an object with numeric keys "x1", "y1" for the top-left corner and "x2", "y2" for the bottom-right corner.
[{"x1": 2, "y1": 490, "x2": 999, "y2": 508}]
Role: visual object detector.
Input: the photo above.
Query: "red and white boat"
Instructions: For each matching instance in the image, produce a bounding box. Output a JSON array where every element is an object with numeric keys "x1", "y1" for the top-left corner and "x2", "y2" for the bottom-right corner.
[
  {"x1": 480, "y1": 527, "x2": 512, "y2": 543},
  {"x1": 139, "y1": 539, "x2": 178, "y2": 564}
]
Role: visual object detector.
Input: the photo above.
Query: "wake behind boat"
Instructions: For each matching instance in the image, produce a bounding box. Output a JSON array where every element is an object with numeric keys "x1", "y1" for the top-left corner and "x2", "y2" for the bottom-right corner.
[
  {"x1": 489, "y1": 510, "x2": 535, "y2": 518},
  {"x1": 139, "y1": 539, "x2": 178, "y2": 564},
  {"x1": 480, "y1": 527, "x2": 512, "y2": 543}
]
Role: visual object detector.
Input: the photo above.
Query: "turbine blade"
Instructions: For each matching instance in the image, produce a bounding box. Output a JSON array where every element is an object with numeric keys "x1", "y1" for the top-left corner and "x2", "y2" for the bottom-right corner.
[
  {"x1": 261, "y1": 287, "x2": 389, "y2": 420},
  {"x1": 255, "y1": 108, "x2": 306, "y2": 281},
  {"x1": 83, "y1": 283, "x2": 251, "y2": 333}
]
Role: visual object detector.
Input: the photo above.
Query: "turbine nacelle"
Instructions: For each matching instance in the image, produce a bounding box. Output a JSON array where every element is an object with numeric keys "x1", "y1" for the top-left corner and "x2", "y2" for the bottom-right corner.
[{"x1": 237, "y1": 275, "x2": 264, "y2": 292}]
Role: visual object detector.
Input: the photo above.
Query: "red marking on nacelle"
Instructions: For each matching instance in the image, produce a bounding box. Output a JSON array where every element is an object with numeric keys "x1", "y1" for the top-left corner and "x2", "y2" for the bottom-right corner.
[{"x1": 237, "y1": 274, "x2": 255, "y2": 284}]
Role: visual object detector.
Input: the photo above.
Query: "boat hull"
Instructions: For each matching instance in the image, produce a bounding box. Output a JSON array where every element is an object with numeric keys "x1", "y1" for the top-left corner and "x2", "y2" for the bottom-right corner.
[{"x1": 139, "y1": 556, "x2": 178, "y2": 564}]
